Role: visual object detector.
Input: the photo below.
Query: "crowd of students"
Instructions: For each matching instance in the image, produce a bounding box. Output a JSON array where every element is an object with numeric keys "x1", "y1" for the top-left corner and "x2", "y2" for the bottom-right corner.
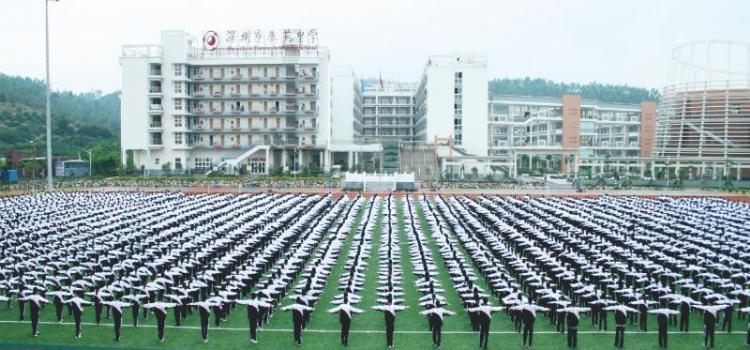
[{"x1": 0, "y1": 192, "x2": 748, "y2": 349}]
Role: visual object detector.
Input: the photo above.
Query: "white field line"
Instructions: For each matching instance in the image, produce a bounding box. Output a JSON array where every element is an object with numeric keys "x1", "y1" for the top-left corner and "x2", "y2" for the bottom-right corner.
[{"x1": 0, "y1": 320, "x2": 743, "y2": 335}]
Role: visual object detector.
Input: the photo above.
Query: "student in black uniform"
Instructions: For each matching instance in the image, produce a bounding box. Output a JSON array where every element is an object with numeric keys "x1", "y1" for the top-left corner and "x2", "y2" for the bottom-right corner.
[
  {"x1": 237, "y1": 294, "x2": 271, "y2": 344},
  {"x1": 328, "y1": 294, "x2": 364, "y2": 346},
  {"x1": 695, "y1": 305, "x2": 728, "y2": 349},
  {"x1": 649, "y1": 309, "x2": 678, "y2": 348},
  {"x1": 66, "y1": 297, "x2": 92, "y2": 339},
  {"x1": 20, "y1": 295, "x2": 47, "y2": 337},
  {"x1": 282, "y1": 298, "x2": 314, "y2": 346},
  {"x1": 419, "y1": 301, "x2": 456, "y2": 348},
  {"x1": 371, "y1": 296, "x2": 408, "y2": 349},
  {"x1": 468, "y1": 298, "x2": 504, "y2": 350},
  {"x1": 102, "y1": 301, "x2": 130, "y2": 342}
]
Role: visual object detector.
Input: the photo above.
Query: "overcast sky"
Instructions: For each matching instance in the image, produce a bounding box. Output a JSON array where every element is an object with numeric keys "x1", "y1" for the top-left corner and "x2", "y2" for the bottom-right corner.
[{"x1": 1, "y1": 0, "x2": 748, "y2": 94}]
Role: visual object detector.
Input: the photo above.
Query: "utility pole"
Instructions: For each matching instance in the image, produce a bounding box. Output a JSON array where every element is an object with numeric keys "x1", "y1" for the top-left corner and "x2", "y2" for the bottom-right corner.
[{"x1": 45, "y1": 0, "x2": 59, "y2": 191}]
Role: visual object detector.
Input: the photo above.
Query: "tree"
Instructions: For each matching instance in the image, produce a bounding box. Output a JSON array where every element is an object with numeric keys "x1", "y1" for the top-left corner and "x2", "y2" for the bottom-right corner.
[{"x1": 471, "y1": 167, "x2": 478, "y2": 179}]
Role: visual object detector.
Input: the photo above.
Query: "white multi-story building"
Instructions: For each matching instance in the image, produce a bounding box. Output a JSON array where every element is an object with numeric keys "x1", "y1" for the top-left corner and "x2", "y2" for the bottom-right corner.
[
  {"x1": 414, "y1": 55, "x2": 489, "y2": 156},
  {"x1": 361, "y1": 82, "x2": 416, "y2": 142},
  {"x1": 121, "y1": 32, "x2": 676, "y2": 179},
  {"x1": 120, "y1": 30, "x2": 330, "y2": 174}
]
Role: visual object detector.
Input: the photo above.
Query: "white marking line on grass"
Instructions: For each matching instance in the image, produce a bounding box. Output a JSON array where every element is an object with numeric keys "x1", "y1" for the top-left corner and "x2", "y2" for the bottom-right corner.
[{"x1": 0, "y1": 321, "x2": 738, "y2": 335}]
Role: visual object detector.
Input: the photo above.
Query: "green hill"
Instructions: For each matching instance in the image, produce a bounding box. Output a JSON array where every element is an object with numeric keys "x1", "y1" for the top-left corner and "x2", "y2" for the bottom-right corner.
[{"x1": 0, "y1": 73, "x2": 121, "y2": 174}]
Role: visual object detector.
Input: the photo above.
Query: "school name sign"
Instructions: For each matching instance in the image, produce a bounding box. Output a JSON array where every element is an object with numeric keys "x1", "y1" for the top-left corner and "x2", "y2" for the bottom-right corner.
[{"x1": 202, "y1": 29, "x2": 319, "y2": 51}]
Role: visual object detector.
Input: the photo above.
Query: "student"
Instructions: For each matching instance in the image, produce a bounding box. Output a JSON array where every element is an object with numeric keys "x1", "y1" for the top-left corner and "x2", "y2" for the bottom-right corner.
[
  {"x1": 649, "y1": 309, "x2": 679, "y2": 348},
  {"x1": 328, "y1": 295, "x2": 364, "y2": 346},
  {"x1": 741, "y1": 306, "x2": 750, "y2": 346},
  {"x1": 102, "y1": 301, "x2": 131, "y2": 342},
  {"x1": 694, "y1": 304, "x2": 728, "y2": 349},
  {"x1": 419, "y1": 302, "x2": 456, "y2": 348},
  {"x1": 511, "y1": 303, "x2": 549, "y2": 348},
  {"x1": 604, "y1": 305, "x2": 638, "y2": 348},
  {"x1": 143, "y1": 302, "x2": 177, "y2": 342},
  {"x1": 48, "y1": 290, "x2": 71, "y2": 323},
  {"x1": 236, "y1": 294, "x2": 271, "y2": 344},
  {"x1": 189, "y1": 301, "x2": 219, "y2": 343},
  {"x1": 468, "y1": 298, "x2": 504, "y2": 350},
  {"x1": 559, "y1": 307, "x2": 590, "y2": 348},
  {"x1": 20, "y1": 294, "x2": 48, "y2": 337},
  {"x1": 281, "y1": 298, "x2": 314, "y2": 346},
  {"x1": 371, "y1": 299, "x2": 409, "y2": 349},
  {"x1": 66, "y1": 297, "x2": 92, "y2": 339}
]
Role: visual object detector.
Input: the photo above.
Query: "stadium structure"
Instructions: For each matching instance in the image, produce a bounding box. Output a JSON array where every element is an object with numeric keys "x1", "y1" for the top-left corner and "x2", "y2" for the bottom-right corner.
[{"x1": 654, "y1": 41, "x2": 750, "y2": 180}]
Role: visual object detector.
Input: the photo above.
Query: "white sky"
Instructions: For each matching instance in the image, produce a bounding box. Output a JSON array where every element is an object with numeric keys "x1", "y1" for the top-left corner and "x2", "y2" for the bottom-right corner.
[{"x1": 1, "y1": 0, "x2": 748, "y2": 93}]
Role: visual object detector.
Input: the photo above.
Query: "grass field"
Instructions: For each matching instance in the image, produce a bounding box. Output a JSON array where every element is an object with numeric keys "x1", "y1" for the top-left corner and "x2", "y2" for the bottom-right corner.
[{"x1": 0, "y1": 196, "x2": 747, "y2": 349}]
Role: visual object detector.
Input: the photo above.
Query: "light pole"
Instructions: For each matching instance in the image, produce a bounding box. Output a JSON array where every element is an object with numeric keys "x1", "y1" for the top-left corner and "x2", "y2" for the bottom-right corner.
[{"x1": 45, "y1": 0, "x2": 59, "y2": 191}]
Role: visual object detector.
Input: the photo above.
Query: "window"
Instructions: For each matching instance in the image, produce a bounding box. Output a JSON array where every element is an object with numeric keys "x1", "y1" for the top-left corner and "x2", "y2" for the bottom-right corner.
[
  {"x1": 154, "y1": 158, "x2": 160, "y2": 165},
  {"x1": 174, "y1": 65, "x2": 182, "y2": 76},
  {"x1": 194, "y1": 157, "x2": 212, "y2": 170},
  {"x1": 174, "y1": 99, "x2": 183, "y2": 111},
  {"x1": 175, "y1": 158, "x2": 182, "y2": 169},
  {"x1": 174, "y1": 116, "x2": 183, "y2": 128},
  {"x1": 175, "y1": 132, "x2": 183, "y2": 145},
  {"x1": 174, "y1": 82, "x2": 183, "y2": 94}
]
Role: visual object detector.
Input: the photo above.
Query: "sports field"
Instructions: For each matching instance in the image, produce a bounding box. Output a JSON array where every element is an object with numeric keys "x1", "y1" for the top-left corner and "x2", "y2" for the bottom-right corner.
[{"x1": 0, "y1": 193, "x2": 748, "y2": 349}]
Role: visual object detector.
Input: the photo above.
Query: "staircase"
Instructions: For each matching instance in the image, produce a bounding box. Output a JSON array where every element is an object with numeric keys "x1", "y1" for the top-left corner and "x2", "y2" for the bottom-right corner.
[
  {"x1": 205, "y1": 145, "x2": 270, "y2": 175},
  {"x1": 400, "y1": 144, "x2": 438, "y2": 181}
]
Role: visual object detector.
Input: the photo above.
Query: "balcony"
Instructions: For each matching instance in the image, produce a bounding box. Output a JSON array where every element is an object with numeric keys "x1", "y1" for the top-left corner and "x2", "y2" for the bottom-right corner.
[
  {"x1": 194, "y1": 108, "x2": 205, "y2": 114},
  {"x1": 193, "y1": 124, "x2": 205, "y2": 130},
  {"x1": 211, "y1": 109, "x2": 222, "y2": 115},
  {"x1": 148, "y1": 87, "x2": 162, "y2": 95},
  {"x1": 193, "y1": 75, "x2": 205, "y2": 80},
  {"x1": 193, "y1": 91, "x2": 205, "y2": 97},
  {"x1": 212, "y1": 142, "x2": 223, "y2": 148},
  {"x1": 212, "y1": 91, "x2": 224, "y2": 97},
  {"x1": 149, "y1": 122, "x2": 163, "y2": 129}
]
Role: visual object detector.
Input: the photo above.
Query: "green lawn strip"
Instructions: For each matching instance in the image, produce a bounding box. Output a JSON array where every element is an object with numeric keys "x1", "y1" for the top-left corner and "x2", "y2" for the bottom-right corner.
[
  {"x1": 296, "y1": 197, "x2": 368, "y2": 331},
  {"x1": 0, "y1": 320, "x2": 746, "y2": 350}
]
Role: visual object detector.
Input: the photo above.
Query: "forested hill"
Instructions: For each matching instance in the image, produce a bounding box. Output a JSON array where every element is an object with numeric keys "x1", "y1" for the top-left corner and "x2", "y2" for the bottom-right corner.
[
  {"x1": 0, "y1": 73, "x2": 121, "y2": 170},
  {"x1": 360, "y1": 77, "x2": 660, "y2": 104},
  {"x1": 489, "y1": 77, "x2": 660, "y2": 104}
]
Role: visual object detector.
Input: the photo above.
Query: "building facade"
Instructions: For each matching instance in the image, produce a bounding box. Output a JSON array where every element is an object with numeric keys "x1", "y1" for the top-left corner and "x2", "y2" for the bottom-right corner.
[
  {"x1": 482, "y1": 95, "x2": 656, "y2": 177},
  {"x1": 121, "y1": 30, "x2": 330, "y2": 175},
  {"x1": 654, "y1": 41, "x2": 750, "y2": 180},
  {"x1": 361, "y1": 82, "x2": 416, "y2": 142}
]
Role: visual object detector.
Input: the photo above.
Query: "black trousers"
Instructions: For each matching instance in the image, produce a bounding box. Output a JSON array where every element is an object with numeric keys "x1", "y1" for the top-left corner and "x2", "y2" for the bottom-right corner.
[
  {"x1": 385, "y1": 318, "x2": 394, "y2": 347},
  {"x1": 432, "y1": 320, "x2": 442, "y2": 347},
  {"x1": 199, "y1": 308, "x2": 210, "y2": 340},
  {"x1": 479, "y1": 321, "x2": 490, "y2": 349},
  {"x1": 73, "y1": 309, "x2": 82, "y2": 337},
  {"x1": 30, "y1": 304, "x2": 39, "y2": 336},
  {"x1": 614, "y1": 325, "x2": 625, "y2": 347},
  {"x1": 704, "y1": 324, "x2": 715, "y2": 348},
  {"x1": 522, "y1": 324, "x2": 533, "y2": 346},
  {"x1": 294, "y1": 320, "x2": 303, "y2": 344},
  {"x1": 722, "y1": 313, "x2": 732, "y2": 333},
  {"x1": 680, "y1": 313, "x2": 689, "y2": 332},
  {"x1": 173, "y1": 307, "x2": 181, "y2": 326},
  {"x1": 132, "y1": 304, "x2": 140, "y2": 327},
  {"x1": 341, "y1": 315, "x2": 351, "y2": 345},
  {"x1": 567, "y1": 327, "x2": 578, "y2": 347},
  {"x1": 658, "y1": 328, "x2": 667, "y2": 347},
  {"x1": 54, "y1": 299, "x2": 64, "y2": 322},
  {"x1": 95, "y1": 302, "x2": 103, "y2": 324},
  {"x1": 248, "y1": 312, "x2": 258, "y2": 341},
  {"x1": 639, "y1": 312, "x2": 647, "y2": 331},
  {"x1": 18, "y1": 299, "x2": 25, "y2": 321},
  {"x1": 113, "y1": 309, "x2": 122, "y2": 341},
  {"x1": 156, "y1": 311, "x2": 166, "y2": 341}
]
